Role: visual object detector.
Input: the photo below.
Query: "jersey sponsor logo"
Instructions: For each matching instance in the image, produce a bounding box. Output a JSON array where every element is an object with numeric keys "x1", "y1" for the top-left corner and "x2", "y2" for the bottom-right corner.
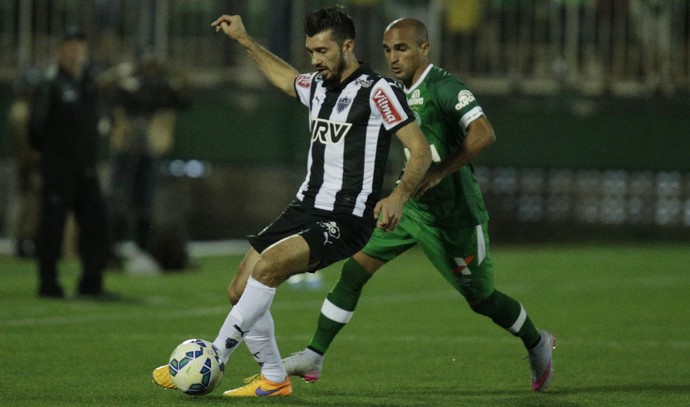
[
  {"x1": 373, "y1": 88, "x2": 402, "y2": 124},
  {"x1": 408, "y1": 89, "x2": 424, "y2": 106},
  {"x1": 311, "y1": 118, "x2": 352, "y2": 144},
  {"x1": 455, "y1": 90, "x2": 476, "y2": 110},
  {"x1": 296, "y1": 74, "x2": 312, "y2": 88},
  {"x1": 355, "y1": 77, "x2": 373, "y2": 87}
]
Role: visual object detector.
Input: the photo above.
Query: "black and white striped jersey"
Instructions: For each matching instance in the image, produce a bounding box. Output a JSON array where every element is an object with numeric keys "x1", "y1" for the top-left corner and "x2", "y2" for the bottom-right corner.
[{"x1": 293, "y1": 64, "x2": 414, "y2": 217}]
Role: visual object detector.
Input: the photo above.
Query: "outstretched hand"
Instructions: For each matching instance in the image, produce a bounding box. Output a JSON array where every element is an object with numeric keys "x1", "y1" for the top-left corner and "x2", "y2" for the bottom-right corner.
[
  {"x1": 211, "y1": 15, "x2": 248, "y2": 42},
  {"x1": 210, "y1": 12, "x2": 299, "y2": 97}
]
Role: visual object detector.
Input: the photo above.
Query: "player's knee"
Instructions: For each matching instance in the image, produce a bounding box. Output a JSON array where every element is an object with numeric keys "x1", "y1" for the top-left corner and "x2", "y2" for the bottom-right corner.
[
  {"x1": 228, "y1": 283, "x2": 241, "y2": 305},
  {"x1": 228, "y1": 288, "x2": 239, "y2": 305},
  {"x1": 468, "y1": 290, "x2": 496, "y2": 316},
  {"x1": 252, "y1": 257, "x2": 288, "y2": 287},
  {"x1": 351, "y1": 252, "x2": 383, "y2": 273}
]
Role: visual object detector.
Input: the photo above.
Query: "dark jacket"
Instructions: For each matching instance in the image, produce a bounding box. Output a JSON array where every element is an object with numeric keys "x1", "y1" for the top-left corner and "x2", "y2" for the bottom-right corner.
[{"x1": 29, "y1": 64, "x2": 101, "y2": 169}]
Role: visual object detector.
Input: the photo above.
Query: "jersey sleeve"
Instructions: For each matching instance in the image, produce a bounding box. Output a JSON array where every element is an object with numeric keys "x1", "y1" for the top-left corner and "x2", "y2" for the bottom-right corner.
[
  {"x1": 294, "y1": 72, "x2": 316, "y2": 107},
  {"x1": 370, "y1": 78, "x2": 415, "y2": 133},
  {"x1": 436, "y1": 77, "x2": 484, "y2": 130}
]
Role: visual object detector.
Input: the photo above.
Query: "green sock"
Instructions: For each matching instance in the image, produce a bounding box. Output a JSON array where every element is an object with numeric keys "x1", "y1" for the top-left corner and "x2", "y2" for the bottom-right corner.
[
  {"x1": 470, "y1": 290, "x2": 541, "y2": 349},
  {"x1": 308, "y1": 258, "x2": 373, "y2": 354}
]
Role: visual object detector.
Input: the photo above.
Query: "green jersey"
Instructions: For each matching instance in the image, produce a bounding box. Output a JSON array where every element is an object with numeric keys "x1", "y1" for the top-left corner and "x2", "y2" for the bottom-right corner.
[{"x1": 402, "y1": 64, "x2": 489, "y2": 227}]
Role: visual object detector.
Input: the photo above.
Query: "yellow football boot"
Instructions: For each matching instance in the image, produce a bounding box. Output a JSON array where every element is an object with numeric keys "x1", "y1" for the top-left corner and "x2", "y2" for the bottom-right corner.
[
  {"x1": 223, "y1": 374, "x2": 292, "y2": 397},
  {"x1": 152, "y1": 365, "x2": 177, "y2": 390}
]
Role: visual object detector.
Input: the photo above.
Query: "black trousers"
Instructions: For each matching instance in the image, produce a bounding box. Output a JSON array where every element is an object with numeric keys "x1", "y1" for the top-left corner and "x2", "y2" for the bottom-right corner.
[{"x1": 37, "y1": 161, "x2": 109, "y2": 293}]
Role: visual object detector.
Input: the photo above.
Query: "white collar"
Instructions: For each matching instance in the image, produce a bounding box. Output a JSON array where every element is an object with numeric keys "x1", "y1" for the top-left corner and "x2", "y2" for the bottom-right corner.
[{"x1": 405, "y1": 63, "x2": 434, "y2": 93}]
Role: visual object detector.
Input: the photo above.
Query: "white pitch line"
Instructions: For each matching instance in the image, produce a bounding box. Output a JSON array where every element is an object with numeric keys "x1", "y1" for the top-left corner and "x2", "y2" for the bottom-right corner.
[
  {"x1": 0, "y1": 288, "x2": 461, "y2": 328},
  {"x1": 2, "y1": 310, "x2": 690, "y2": 350}
]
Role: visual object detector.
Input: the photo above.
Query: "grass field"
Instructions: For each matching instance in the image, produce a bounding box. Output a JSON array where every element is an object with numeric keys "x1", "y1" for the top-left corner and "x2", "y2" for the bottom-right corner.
[{"x1": 1, "y1": 242, "x2": 689, "y2": 406}]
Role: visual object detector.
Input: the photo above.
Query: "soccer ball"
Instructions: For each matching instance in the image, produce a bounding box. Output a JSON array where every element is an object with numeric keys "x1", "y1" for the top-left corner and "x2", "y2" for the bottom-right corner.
[{"x1": 168, "y1": 339, "x2": 225, "y2": 395}]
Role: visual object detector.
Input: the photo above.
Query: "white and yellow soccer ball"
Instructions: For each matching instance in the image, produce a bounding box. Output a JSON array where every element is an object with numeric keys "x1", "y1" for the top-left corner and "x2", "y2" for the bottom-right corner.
[{"x1": 168, "y1": 339, "x2": 225, "y2": 395}]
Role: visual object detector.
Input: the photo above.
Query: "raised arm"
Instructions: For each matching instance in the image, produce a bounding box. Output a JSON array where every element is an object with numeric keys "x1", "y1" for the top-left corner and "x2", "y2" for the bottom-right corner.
[
  {"x1": 212, "y1": 14, "x2": 299, "y2": 97},
  {"x1": 374, "y1": 121, "x2": 431, "y2": 231}
]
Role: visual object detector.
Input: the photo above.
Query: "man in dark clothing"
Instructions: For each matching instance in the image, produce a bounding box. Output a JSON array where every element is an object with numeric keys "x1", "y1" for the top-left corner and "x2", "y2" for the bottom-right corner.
[{"x1": 29, "y1": 27, "x2": 113, "y2": 299}]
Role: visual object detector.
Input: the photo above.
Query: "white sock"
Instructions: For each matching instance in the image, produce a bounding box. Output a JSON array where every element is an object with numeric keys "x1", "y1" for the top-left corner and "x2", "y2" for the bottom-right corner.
[
  {"x1": 213, "y1": 277, "x2": 276, "y2": 362},
  {"x1": 245, "y1": 311, "x2": 286, "y2": 383},
  {"x1": 303, "y1": 347, "x2": 324, "y2": 365}
]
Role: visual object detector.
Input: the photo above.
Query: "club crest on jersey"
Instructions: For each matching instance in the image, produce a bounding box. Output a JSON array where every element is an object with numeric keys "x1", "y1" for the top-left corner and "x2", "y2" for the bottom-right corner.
[
  {"x1": 455, "y1": 90, "x2": 476, "y2": 110},
  {"x1": 373, "y1": 87, "x2": 402, "y2": 125},
  {"x1": 336, "y1": 96, "x2": 352, "y2": 113},
  {"x1": 311, "y1": 118, "x2": 352, "y2": 144},
  {"x1": 408, "y1": 89, "x2": 424, "y2": 106}
]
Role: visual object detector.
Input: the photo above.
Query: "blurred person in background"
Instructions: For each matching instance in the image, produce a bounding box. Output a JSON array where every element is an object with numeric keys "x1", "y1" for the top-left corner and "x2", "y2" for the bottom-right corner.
[
  {"x1": 283, "y1": 18, "x2": 556, "y2": 392},
  {"x1": 104, "y1": 52, "x2": 190, "y2": 273},
  {"x1": 441, "y1": 0, "x2": 485, "y2": 72},
  {"x1": 7, "y1": 68, "x2": 42, "y2": 258},
  {"x1": 29, "y1": 27, "x2": 114, "y2": 299}
]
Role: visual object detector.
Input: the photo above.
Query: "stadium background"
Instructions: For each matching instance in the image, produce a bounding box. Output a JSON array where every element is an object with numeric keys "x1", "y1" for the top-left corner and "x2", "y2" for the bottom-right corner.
[{"x1": 1, "y1": 0, "x2": 689, "y2": 242}]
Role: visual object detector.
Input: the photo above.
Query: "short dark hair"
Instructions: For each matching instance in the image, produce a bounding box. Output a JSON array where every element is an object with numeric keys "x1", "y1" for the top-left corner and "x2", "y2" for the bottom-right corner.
[{"x1": 304, "y1": 6, "x2": 355, "y2": 43}]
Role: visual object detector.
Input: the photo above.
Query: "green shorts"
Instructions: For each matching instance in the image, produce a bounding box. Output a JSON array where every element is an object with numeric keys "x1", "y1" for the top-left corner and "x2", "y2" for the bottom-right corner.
[{"x1": 362, "y1": 216, "x2": 494, "y2": 302}]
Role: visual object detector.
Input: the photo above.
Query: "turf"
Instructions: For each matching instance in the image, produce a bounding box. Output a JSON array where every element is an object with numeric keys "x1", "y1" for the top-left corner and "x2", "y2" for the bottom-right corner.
[{"x1": 1, "y1": 243, "x2": 689, "y2": 406}]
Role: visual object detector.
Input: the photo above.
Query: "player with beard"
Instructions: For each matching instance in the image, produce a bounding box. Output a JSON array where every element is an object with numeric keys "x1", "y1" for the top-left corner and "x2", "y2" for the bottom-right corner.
[
  {"x1": 282, "y1": 18, "x2": 556, "y2": 392},
  {"x1": 152, "y1": 7, "x2": 431, "y2": 397}
]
